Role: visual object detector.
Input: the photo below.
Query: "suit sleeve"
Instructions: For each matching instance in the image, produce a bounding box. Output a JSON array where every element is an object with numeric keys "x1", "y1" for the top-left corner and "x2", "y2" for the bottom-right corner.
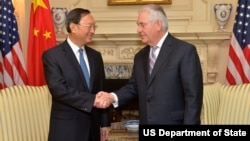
[
  {"x1": 42, "y1": 49, "x2": 95, "y2": 113},
  {"x1": 99, "y1": 55, "x2": 111, "y2": 127},
  {"x1": 180, "y1": 45, "x2": 203, "y2": 124}
]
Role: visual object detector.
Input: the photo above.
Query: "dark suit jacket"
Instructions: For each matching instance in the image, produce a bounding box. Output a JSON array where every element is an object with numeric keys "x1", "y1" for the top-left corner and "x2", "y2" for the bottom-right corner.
[
  {"x1": 42, "y1": 41, "x2": 110, "y2": 141},
  {"x1": 115, "y1": 33, "x2": 203, "y2": 125}
]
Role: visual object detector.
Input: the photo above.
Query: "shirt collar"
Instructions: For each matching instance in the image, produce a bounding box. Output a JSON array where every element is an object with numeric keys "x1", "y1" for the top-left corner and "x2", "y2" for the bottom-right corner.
[
  {"x1": 156, "y1": 31, "x2": 168, "y2": 49},
  {"x1": 67, "y1": 37, "x2": 85, "y2": 54}
]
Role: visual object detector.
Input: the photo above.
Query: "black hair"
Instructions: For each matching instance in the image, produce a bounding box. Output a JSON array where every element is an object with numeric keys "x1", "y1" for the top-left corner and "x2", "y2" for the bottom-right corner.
[{"x1": 65, "y1": 8, "x2": 91, "y2": 33}]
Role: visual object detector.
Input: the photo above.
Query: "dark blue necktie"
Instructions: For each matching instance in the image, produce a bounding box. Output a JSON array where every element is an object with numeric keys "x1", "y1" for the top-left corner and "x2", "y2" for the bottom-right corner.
[{"x1": 79, "y1": 49, "x2": 90, "y2": 88}]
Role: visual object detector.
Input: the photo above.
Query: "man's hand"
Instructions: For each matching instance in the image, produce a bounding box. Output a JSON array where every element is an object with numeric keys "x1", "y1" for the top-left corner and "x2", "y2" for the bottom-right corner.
[
  {"x1": 100, "y1": 127, "x2": 111, "y2": 141},
  {"x1": 94, "y1": 91, "x2": 115, "y2": 108}
]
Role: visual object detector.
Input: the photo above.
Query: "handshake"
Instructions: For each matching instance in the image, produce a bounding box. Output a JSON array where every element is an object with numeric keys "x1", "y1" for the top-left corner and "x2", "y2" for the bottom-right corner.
[{"x1": 94, "y1": 91, "x2": 116, "y2": 109}]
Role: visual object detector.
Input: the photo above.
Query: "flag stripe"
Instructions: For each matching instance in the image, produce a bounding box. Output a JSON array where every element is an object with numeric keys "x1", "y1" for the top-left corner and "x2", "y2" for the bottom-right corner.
[
  {"x1": 12, "y1": 42, "x2": 28, "y2": 83},
  {"x1": 229, "y1": 35, "x2": 249, "y2": 81},
  {"x1": 227, "y1": 35, "x2": 250, "y2": 84},
  {"x1": 243, "y1": 45, "x2": 250, "y2": 65},
  {"x1": 226, "y1": 68, "x2": 236, "y2": 85}
]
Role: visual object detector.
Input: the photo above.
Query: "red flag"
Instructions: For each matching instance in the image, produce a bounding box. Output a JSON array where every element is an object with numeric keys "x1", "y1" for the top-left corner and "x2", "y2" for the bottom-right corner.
[
  {"x1": 0, "y1": 0, "x2": 28, "y2": 89},
  {"x1": 226, "y1": 0, "x2": 250, "y2": 85},
  {"x1": 27, "y1": 0, "x2": 56, "y2": 86}
]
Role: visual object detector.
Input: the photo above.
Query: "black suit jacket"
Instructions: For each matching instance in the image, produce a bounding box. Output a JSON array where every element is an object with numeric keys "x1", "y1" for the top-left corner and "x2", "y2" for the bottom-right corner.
[
  {"x1": 115, "y1": 33, "x2": 203, "y2": 125},
  {"x1": 42, "y1": 41, "x2": 109, "y2": 141}
]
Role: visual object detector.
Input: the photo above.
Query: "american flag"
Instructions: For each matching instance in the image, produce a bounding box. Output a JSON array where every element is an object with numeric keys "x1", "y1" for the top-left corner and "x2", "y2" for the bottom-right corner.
[
  {"x1": 0, "y1": 0, "x2": 28, "y2": 89},
  {"x1": 226, "y1": 0, "x2": 250, "y2": 85}
]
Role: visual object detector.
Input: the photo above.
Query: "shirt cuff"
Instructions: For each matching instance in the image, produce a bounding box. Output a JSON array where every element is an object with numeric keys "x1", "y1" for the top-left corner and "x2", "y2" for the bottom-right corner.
[{"x1": 110, "y1": 92, "x2": 118, "y2": 108}]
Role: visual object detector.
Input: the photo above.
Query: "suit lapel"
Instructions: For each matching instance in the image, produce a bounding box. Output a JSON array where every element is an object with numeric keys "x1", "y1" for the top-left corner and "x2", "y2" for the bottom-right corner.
[
  {"x1": 148, "y1": 34, "x2": 173, "y2": 86},
  {"x1": 142, "y1": 46, "x2": 151, "y2": 83},
  {"x1": 63, "y1": 41, "x2": 91, "y2": 91},
  {"x1": 85, "y1": 46, "x2": 95, "y2": 91}
]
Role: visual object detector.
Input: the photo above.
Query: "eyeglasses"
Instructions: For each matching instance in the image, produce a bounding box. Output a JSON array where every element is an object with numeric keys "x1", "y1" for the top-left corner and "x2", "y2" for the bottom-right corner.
[{"x1": 78, "y1": 24, "x2": 97, "y2": 30}]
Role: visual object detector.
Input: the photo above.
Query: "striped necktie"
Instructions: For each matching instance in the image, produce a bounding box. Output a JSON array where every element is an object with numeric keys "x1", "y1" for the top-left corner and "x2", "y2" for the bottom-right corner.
[
  {"x1": 79, "y1": 49, "x2": 90, "y2": 88},
  {"x1": 149, "y1": 46, "x2": 158, "y2": 74}
]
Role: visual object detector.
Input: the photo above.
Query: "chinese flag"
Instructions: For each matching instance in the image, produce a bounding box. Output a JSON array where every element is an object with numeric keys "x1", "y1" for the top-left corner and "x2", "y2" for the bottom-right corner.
[{"x1": 27, "y1": 0, "x2": 56, "y2": 86}]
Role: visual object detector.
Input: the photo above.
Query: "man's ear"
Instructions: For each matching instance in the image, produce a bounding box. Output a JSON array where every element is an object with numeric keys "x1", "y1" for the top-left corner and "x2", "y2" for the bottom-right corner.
[
  {"x1": 70, "y1": 23, "x2": 77, "y2": 33},
  {"x1": 156, "y1": 20, "x2": 162, "y2": 31}
]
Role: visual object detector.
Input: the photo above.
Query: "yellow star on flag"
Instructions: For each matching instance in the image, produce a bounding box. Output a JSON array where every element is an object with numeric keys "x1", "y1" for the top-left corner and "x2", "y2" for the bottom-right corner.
[
  {"x1": 32, "y1": 0, "x2": 47, "y2": 12},
  {"x1": 43, "y1": 31, "x2": 52, "y2": 39},
  {"x1": 33, "y1": 28, "x2": 39, "y2": 36}
]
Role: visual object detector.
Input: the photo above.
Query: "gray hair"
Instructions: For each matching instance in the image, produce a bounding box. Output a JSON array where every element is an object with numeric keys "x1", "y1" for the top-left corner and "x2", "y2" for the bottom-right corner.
[{"x1": 138, "y1": 4, "x2": 168, "y2": 31}]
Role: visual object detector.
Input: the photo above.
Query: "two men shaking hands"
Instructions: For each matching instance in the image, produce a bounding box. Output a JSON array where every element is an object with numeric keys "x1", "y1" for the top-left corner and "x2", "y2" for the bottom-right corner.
[{"x1": 94, "y1": 91, "x2": 117, "y2": 109}]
